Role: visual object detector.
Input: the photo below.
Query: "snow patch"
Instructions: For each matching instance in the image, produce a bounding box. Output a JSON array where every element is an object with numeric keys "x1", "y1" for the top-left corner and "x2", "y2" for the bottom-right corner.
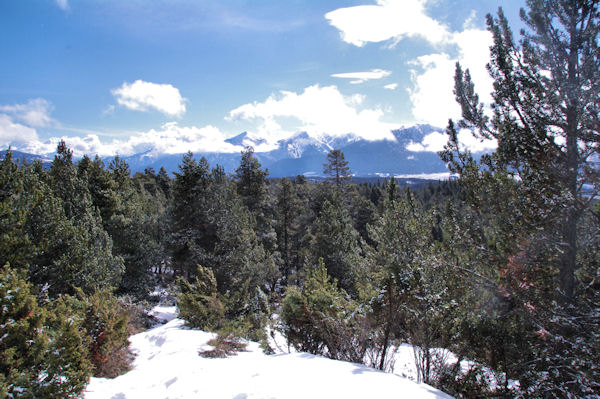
[{"x1": 85, "y1": 306, "x2": 452, "y2": 399}]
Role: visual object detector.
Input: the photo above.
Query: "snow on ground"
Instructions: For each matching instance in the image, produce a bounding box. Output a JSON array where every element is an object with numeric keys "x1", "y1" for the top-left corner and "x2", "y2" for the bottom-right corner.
[{"x1": 85, "y1": 306, "x2": 453, "y2": 399}]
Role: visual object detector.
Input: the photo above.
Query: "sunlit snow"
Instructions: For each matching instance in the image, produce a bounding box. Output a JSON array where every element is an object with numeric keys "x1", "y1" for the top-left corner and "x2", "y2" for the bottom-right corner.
[{"x1": 85, "y1": 306, "x2": 452, "y2": 399}]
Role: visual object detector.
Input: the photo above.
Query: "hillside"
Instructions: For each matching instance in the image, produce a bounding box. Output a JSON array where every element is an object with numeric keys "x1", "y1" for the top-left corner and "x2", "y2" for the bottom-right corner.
[{"x1": 85, "y1": 306, "x2": 452, "y2": 399}]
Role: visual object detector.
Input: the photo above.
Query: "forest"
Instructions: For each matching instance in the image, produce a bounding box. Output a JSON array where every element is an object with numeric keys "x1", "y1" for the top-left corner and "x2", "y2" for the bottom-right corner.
[{"x1": 1, "y1": 1, "x2": 600, "y2": 398}]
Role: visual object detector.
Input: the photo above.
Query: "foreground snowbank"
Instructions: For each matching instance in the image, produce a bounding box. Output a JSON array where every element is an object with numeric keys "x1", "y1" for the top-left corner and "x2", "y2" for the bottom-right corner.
[{"x1": 85, "y1": 306, "x2": 452, "y2": 399}]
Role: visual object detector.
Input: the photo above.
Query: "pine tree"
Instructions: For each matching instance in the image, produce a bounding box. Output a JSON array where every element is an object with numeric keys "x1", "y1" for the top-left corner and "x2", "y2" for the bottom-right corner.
[
  {"x1": 281, "y1": 258, "x2": 370, "y2": 362},
  {"x1": 168, "y1": 152, "x2": 215, "y2": 278},
  {"x1": 275, "y1": 178, "x2": 301, "y2": 281},
  {"x1": 369, "y1": 191, "x2": 453, "y2": 383},
  {"x1": 0, "y1": 264, "x2": 92, "y2": 398},
  {"x1": 310, "y1": 196, "x2": 362, "y2": 294},
  {"x1": 156, "y1": 166, "x2": 172, "y2": 199},
  {"x1": 442, "y1": 1, "x2": 600, "y2": 395},
  {"x1": 234, "y1": 146, "x2": 268, "y2": 213},
  {"x1": 1, "y1": 150, "x2": 123, "y2": 297},
  {"x1": 448, "y1": 0, "x2": 599, "y2": 301},
  {"x1": 323, "y1": 149, "x2": 351, "y2": 186}
]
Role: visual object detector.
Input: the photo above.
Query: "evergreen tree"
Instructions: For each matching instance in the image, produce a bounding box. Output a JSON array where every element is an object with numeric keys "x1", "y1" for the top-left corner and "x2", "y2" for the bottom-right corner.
[
  {"x1": 168, "y1": 152, "x2": 215, "y2": 278},
  {"x1": 275, "y1": 178, "x2": 301, "y2": 281},
  {"x1": 309, "y1": 196, "x2": 362, "y2": 294},
  {"x1": 156, "y1": 166, "x2": 172, "y2": 199},
  {"x1": 442, "y1": 1, "x2": 600, "y2": 395},
  {"x1": 49, "y1": 140, "x2": 91, "y2": 221},
  {"x1": 323, "y1": 149, "x2": 351, "y2": 186},
  {"x1": 234, "y1": 146, "x2": 268, "y2": 213},
  {"x1": 78, "y1": 155, "x2": 119, "y2": 227},
  {"x1": 1, "y1": 150, "x2": 123, "y2": 297},
  {"x1": 369, "y1": 192, "x2": 453, "y2": 383},
  {"x1": 0, "y1": 264, "x2": 92, "y2": 398},
  {"x1": 281, "y1": 258, "x2": 370, "y2": 362}
]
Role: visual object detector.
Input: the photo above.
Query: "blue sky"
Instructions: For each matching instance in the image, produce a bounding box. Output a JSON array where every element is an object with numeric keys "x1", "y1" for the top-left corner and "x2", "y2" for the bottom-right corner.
[{"x1": 0, "y1": 0, "x2": 524, "y2": 157}]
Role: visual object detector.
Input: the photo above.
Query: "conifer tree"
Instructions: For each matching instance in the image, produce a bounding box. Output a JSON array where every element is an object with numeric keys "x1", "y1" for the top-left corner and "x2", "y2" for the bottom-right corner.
[
  {"x1": 275, "y1": 178, "x2": 301, "y2": 280},
  {"x1": 0, "y1": 264, "x2": 92, "y2": 398},
  {"x1": 1, "y1": 149, "x2": 123, "y2": 297},
  {"x1": 156, "y1": 166, "x2": 172, "y2": 199},
  {"x1": 369, "y1": 191, "x2": 453, "y2": 383},
  {"x1": 234, "y1": 146, "x2": 268, "y2": 213},
  {"x1": 168, "y1": 152, "x2": 215, "y2": 278},
  {"x1": 323, "y1": 149, "x2": 351, "y2": 186},
  {"x1": 310, "y1": 197, "x2": 362, "y2": 294},
  {"x1": 442, "y1": 1, "x2": 600, "y2": 394}
]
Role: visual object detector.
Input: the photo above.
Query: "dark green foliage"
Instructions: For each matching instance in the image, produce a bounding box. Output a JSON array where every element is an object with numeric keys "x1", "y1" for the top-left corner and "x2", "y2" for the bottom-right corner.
[
  {"x1": 441, "y1": 1, "x2": 600, "y2": 395},
  {"x1": 274, "y1": 178, "x2": 302, "y2": 281},
  {"x1": 168, "y1": 152, "x2": 216, "y2": 278},
  {"x1": 111, "y1": 169, "x2": 165, "y2": 298},
  {"x1": 177, "y1": 265, "x2": 225, "y2": 330},
  {"x1": 156, "y1": 166, "x2": 172, "y2": 199},
  {"x1": 281, "y1": 259, "x2": 371, "y2": 363},
  {"x1": 309, "y1": 197, "x2": 362, "y2": 294},
  {"x1": 0, "y1": 264, "x2": 92, "y2": 398},
  {"x1": 235, "y1": 146, "x2": 268, "y2": 213},
  {"x1": 347, "y1": 188, "x2": 377, "y2": 244},
  {"x1": 74, "y1": 289, "x2": 131, "y2": 378},
  {"x1": 78, "y1": 155, "x2": 119, "y2": 225},
  {"x1": 0, "y1": 149, "x2": 123, "y2": 297},
  {"x1": 323, "y1": 149, "x2": 351, "y2": 186},
  {"x1": 369, "y1": 192, "x2": 454, "y2": 384}
]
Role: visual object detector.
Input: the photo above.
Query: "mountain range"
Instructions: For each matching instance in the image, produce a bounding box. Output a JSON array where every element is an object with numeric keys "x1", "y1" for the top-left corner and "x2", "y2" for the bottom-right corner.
[{"x1": 2, "y1": 124, "x2": 451, "y2": 178}]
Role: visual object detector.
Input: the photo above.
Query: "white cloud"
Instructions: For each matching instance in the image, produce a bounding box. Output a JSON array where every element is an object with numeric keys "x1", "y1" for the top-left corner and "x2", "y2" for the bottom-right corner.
[
  {"x1": 227, "y1": 84, "x2": 397, "y2": 142},
  {"x1": 55, "y1": 0, "x2": 69, "y2": 11},
  {"x1": 326, "y1": 1, "x2": 494, "y2": 134},
  {"x1": 111, "y1": 80, "x2": 187, "y2": 117},
  {"x1": 406, "y1": 130, "x2": 448, "y2": 152},
  {"x1": 0, "y1": 114, "x2": 39, "y2": 147},
  {"x1": 21, "y1": 122, "x2": 240, "y2": 158},
  {"x1": 331, "y1": 69, "x2": 391, "y2": 84},
  {"x1": 408, "y1": 28, "x2": 494, "y2": 128},
  {"x1": 0, "y1": 98, "x2": 57, "y2": 149},
  {"x1": 406, "y1": 128, "x2": 496, "y2": 153},
  {"x1": 408, "y1": 52, "x2": 458, "y2": 127},
  {"x1": 455, "y1": 128, "x2": 497, "y2": 153},
  {"x1": 325, "y1": 0, "x2": 450, "y2": 47},
  {"x1": 384, "y1": 83, "x2": 398, "y2": 90},
  {"x1": 0, "y1": 98, "x2": 56, "y2": 127}
]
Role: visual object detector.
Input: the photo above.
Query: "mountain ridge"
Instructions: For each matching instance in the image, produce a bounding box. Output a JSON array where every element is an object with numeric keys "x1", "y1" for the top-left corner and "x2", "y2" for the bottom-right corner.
[{"x1": 2, "y1": 125, "x2": 451, "y2": 178}]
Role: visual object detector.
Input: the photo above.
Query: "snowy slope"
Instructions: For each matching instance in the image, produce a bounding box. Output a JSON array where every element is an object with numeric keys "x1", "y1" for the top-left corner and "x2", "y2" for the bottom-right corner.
[{"x1": 85, "y1": 306, "x2": 452, "y2": 399}]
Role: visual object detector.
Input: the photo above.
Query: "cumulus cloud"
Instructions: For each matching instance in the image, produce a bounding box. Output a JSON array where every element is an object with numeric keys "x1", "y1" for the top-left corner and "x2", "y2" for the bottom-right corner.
[
  {"x1": 0, "y1": 98, "x2": 56, "y2": 127},
  {"x1": 0, "y1": 114, "x2": 39, "y2": 147},
  {"x1": 0, "y1": 98, "x2": 59, "y2": 148},
  {"x1": 21, "y1": 122, "x2": 240, "y2": 158},
  {"x1": 406, "y1": 128, "x2": 496, "y2": 153},
  {"x1": 325, "y1": 0, "x2": 450, "y2": 47},
  {"x1": 331, "y1": 69, "x2": 391, "y2": 84},
  {"x1": 227, "y1": 84, "x2": 397, "y2": 142},
  {"x1": 384, "y1": 83, "x2": 398, "y2": 90},
  {"x1": 23, "y1": 122, "x2": 238, "y2": 158},
  {"x1": 326, "y1": 1, "x2": 495, "y2": 140},
  {"x1": 406, "y1": 130, "x2": 448, "y2": 152},
  {"x1": 408, "y1": 28, "x2": 494, "y2": 128},
  {"x1": 111, "y1": 80, "x2": 187, "y2": 117}
]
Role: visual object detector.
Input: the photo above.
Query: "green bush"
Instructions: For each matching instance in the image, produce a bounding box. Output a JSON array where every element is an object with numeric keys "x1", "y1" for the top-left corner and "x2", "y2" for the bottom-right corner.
[
  {"x1": 177, "y1": 265, "x2": 225, "y2": 330},
  {"x1": 281, "y1": 259, "x2": 371, "y2": 362},
  {"x1": 0, "y1": 263, "x2": 92, "y2": 398},
  {"x1": 75, "y1": 289, "x2": 131, "y2": 378}
]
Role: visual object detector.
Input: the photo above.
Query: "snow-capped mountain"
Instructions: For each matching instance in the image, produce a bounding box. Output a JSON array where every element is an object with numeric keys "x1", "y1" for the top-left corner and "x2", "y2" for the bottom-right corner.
[{"x1": 2, "y1": 125, "x2": 450, "y2": 178}]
